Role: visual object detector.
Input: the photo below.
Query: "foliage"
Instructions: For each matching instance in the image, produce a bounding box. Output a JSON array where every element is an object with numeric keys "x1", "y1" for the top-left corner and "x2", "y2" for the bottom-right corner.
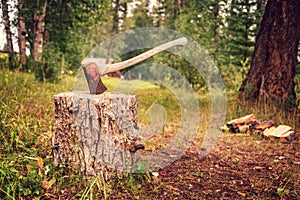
[
  {"x1": 125, "y1": 0, "x2": 153, "y2": 28},
  {"x1": 33, "y1": 42, "x2": 62, "y2": 82},
  {"x1": 224, "y1": 0, "x2": 263, "y2": 67},
  {"x1": 1, "y1": 0, "x2": 266, "y2": 93}
]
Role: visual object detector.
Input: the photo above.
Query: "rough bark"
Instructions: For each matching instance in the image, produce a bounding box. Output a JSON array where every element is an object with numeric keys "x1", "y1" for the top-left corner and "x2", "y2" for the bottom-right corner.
[
  {"x1": 238, "y1": 0, "x2": 300, "y2": 109},
  {"x1": 52, "y1": 92, "x2": 144, "y2": 178},
  {"x1": 1, "y1": 0, "x2": 15, "y2": 70},
  {"x1": 17, "y1": 0, "x2": 27, "y2": 69},
  {"x1": 33, "y1": 0, "x2": 47, "y2": 62}
]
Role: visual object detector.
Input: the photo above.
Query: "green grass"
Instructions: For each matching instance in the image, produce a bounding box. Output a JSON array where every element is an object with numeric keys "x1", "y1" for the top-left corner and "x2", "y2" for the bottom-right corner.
[{"x1": 0, "y1": 70, "x2": 76, "y2": 199}]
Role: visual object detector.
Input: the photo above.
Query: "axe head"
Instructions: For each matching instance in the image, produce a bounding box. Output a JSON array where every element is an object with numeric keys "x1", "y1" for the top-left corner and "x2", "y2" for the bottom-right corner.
[{"x1": 82, "y1": 62, "x2": 107, "y2": 94}]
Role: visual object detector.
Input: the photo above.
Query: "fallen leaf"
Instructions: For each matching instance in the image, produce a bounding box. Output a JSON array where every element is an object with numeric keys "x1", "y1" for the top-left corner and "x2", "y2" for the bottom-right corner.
[
  {"x1": 253, "y1": 166, "x2": 265, "y2": 171},
  {"x1": 152, "y1": 172, "x2": 159, "y2": 177},
  {"x1": 152, "y1": 177, "x2": 159, "y2": 185},
  {"x1": 37, "y1": 157, "x2": 44, "y2": 169},
  {"x1": 37, "y1": 157, "x2": 44, "y2": 176},
  {"x1": 237, "y1": 191, "x2": 246, "y2": 197}
]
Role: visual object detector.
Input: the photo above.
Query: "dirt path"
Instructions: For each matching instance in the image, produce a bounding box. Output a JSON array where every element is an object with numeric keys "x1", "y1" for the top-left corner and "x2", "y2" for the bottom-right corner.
[{"x1": 137, "y1": 133, "x2": 300, "y2": 199}]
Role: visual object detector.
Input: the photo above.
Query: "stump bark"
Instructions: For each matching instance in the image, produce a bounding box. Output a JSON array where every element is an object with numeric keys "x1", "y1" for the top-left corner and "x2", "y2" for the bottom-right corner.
[{"x1": 52, "y1": 92, "x2": 144, "y2": 178}]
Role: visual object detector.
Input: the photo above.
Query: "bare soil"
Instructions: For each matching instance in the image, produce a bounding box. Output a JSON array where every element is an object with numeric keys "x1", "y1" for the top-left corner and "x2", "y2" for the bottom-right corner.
[{"x1": 114, "y1": 133, "x2": 300, "y2": 199}]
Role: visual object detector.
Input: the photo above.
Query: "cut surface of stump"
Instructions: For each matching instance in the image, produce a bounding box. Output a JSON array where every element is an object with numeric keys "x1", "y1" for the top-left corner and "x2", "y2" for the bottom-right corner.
[{"x1": 52, "y1": 92, "x2": 144, "y2": 178}]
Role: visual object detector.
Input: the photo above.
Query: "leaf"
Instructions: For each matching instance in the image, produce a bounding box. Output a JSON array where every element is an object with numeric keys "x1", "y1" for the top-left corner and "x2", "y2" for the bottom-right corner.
[
  {"x1": 48, "y1": 177, "x2": 56, "y2": 189},
  {"x1": 237, "y1": 191, "x2": 246, "y2": 197},
  {"x1": 253, "y1": 166, "x2": 265, "y2": 171},
  {"x1": 152, "y1": 172, "x2": 159, "y2": 177},
  {"x1": 37, "y1": 157, "x2": 44, "y2": 169},
  {"x1": 42, "y1": 177, "x2": 57, "y2": 190},
  {"x1": 37, "y1": 157, "x2": 44, "y2": 176}
]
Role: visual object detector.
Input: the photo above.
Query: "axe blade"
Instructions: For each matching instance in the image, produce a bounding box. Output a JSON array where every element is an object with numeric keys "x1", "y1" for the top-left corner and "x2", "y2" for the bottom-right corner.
[{"x1": 82, "y1": 62, "x2": 107, "y2": 94}]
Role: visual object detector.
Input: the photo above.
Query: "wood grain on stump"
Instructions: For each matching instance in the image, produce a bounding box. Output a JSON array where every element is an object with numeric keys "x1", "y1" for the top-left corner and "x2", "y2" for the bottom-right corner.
[{"x1": 52, "y1": 92, "x2": 144, "y2": 178}]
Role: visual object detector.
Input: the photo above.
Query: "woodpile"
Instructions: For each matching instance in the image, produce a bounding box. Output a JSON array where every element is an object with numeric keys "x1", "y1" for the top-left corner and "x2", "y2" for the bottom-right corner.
[{"x1": 221, "y1": 114, "x2": 297, "y2": 143}]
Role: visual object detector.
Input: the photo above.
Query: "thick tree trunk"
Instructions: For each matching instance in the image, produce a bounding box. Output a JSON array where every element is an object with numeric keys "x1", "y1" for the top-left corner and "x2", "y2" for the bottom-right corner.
[
  {"x1": 17, "y1": 0, "x2": 27, "y2": 69},
  {"x1": 1, "y1": 0, "x2": 15, "y2": 70},
  {"x1": 239, "y1": 0, "x2": 300, "y2": 109},
  {"x1": 52, "y1": 92, "x2": 144, "y2": 178},
  {"x1": 33, "y1": 0, "x2": 47, "y2": 62}
]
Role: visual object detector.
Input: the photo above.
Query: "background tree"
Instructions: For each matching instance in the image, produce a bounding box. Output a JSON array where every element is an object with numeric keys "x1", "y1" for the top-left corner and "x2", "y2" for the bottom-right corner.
[
  {"x1": 1, "y1": 0, "x2": 15, "y2": 70},
  {"x1": 225, "y1": 0, "x2": 262, "y2": 67},
  {"x1": 32, "y1": 0, "x2": 47, "y2": 62},
  {"x1": 238, "y1": 0, "x2": 300, "y2": 110},
  {"x1": 21, "y1": 0, "x2": 110, "y2": 81},
  {"x1": 153, "y1": 0, "x2": 182, "y2": 28},
  {"x1": 17, "y1": 0, "x2": 27, "y2": 70}
]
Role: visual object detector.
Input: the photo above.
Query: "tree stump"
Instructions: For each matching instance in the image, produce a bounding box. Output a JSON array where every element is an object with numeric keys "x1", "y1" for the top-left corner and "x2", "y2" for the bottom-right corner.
[{"x1": 52, "y1": 92, "x2": 144, "y2": 179}]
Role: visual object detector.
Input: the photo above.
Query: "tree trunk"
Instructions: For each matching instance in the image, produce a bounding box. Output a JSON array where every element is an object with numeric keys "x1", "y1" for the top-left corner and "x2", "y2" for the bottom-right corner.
[
  {"x1": 1, "y1": 0, "x2": 15, "y2": 70},
  {"x1": 177, "y1": 0, "x2": 186, "y2": 13},
  {"x1": 112, "y1": 0, "x2": 119, "y2": 33},
  {"x1": 239, "y1": 0, "x2": 300, "y2": 109},
  {"x1": 52, "y1": 92, "x2": 144, "y2": 178},
  {"x1": 17, "y1": 0, "x2": 27, "y2": 69},
  {"x1": 33, "y1": 0, "x2": 47, "y2": 62}
]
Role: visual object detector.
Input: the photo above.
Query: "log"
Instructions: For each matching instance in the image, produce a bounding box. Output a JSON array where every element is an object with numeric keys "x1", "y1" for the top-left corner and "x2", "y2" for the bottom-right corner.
[
  {"x1": 268, "y1": 125, "x2": 292, "y2": 137},
  {"x1": 238, "y1": 124, "x2": 250, "y2": 133},
  {"x1": 226, "y1": 114, "x2": 256, "y2": 133},
  {"x1": 254, "y1": 120, "x2": 275, "y2": 130},
  {"x1": 279, "y1": 131, "x2": 296, "y2": 143},
  {"x1": 52, "y1": 92, "x2": 144, "y2": 178},
  {"x1": 263, "y1": 126, "x2": 276, "y2": 138}
]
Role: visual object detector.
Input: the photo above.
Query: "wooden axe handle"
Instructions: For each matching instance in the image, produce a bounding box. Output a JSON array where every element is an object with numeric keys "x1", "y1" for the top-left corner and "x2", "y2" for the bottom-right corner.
[{"x1": 102, "y1": 37, "x2": 187, "y2": 75}]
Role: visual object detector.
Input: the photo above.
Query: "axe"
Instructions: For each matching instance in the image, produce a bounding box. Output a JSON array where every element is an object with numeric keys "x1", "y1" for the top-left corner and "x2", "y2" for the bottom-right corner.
[{"x1": 81, "y1": 37, "x2": 188, "y2": 94}]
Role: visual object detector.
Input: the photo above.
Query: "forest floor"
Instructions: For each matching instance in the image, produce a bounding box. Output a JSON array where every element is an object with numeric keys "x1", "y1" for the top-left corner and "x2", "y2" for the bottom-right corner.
[
  {"x1": 0, "y1": 70, "x2": 299, "y2": 199},
  {"x1": 109, "y1": 133, "x2": 300, "y2": 199}
]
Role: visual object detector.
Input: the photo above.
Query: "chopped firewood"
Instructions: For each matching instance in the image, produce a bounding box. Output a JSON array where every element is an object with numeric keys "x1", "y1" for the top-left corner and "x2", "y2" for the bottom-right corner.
[
  {"x1": 224, "y1": 114, "x2": 297, "y2": 143},
  {"x1": 252, "y1": 129, "x2": 263, "y2": 135},
  {"x1": 254, "y1": 120, "x2": 275, "y2": 130},
  {"x1": 220, "y1": 124, "x2": 230, "y2": 132},
  {"x1": 226, "y1": 114, "x2": 256, "y2": 133},
  {"x1": 268, "y1": 125, "x2": 292, "y2": 137},
  {"x1": 279, "y1": 131, "x2": 297, "y2": 143},
  {"x1": 238, "y1": 124, "x2": 250, "y2": 133},
  {"x1": 263, "y1": 126, "x2": 276, "y2": 137}
]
